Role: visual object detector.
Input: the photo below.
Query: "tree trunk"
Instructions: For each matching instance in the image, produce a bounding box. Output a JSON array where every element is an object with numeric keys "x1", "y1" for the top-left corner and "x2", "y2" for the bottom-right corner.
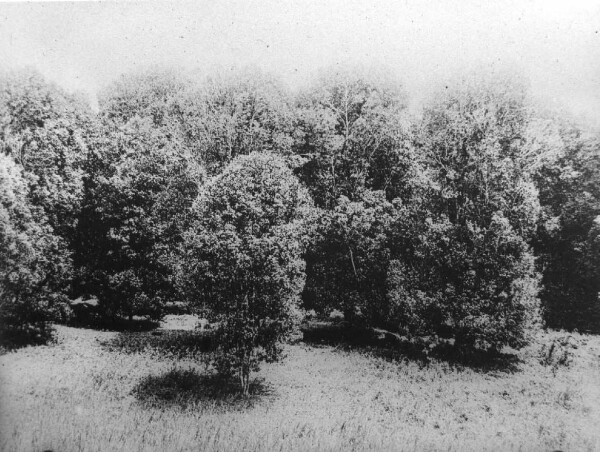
[{"x1": 240, "y1": 364, "x2": 250, "y2": 396}]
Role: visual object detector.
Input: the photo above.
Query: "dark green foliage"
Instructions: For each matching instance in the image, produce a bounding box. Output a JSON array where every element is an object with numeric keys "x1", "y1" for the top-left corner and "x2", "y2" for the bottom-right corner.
[
  {"x1": 387, "y1": 76, "x2": 542, "y2": 350},
  {"x1": 293, "y1": 66, "x2": 410, "y2": 208},
  {"x1": 0, "y1": 155, "x2": 57, "y2": 347},
  {"x1": 75, "y1": 118, "x2": 198, "y2": 320},
  {"x1": 303, "y1": 190, "x2": 394, "y2": 325},
  {"x1": 177, "y1": 69, "x2": 295, "y2": 175},
  {"x1": 0, "y1": 68, "x2": 92, "y2": 297},
  {"x1": 296, "y1": 67, "x2": 418, "y2": 330},
  {"x1": 181, "y1": 152, "x2": 312, "y2": 394},
  {"x1": 6, "y1": 63, "x2": 600, "y2": 359},
  {"x1": 74, "y1": 69, "x2": 198, "y2": 321},
  {"x1": 534, "y1": 121, "x2": 600, "y2": 331}
]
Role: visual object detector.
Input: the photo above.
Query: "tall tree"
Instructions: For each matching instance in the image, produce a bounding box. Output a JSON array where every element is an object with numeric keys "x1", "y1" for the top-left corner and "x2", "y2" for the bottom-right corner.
[
  {"x1": 177, "y1": 69, "x2": 295, "y2": 175},
  {"x1": 75, "y1": 68, "x2": 197, "y2": 320},
  {"x1": 303, "y1": 190, "x2": 395, "y2": 324},
  {"x1": 75, "y1": 118, "x2": 197, "y2": 320},
  {"x1": 0, "y1": 154, "x2": 60, "y2": 346},
  {"x1": 533, "y1": 119, "x2": 600, "y2": 331},
  {"x1": 388, "y1": 74, "x2": 541, "y2": 350},
  {"x1": 293, "y1": 66, "x2": 411, "y2": 208},
  {"x1": 0, "y1": 68, "x2": 92, "y2": 297}
]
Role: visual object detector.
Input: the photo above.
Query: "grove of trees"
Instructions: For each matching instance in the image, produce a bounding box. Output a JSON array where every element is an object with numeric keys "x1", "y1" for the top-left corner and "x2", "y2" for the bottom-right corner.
[{"x1": 1, "y1": 66, "x2": 599, "y2": 391}]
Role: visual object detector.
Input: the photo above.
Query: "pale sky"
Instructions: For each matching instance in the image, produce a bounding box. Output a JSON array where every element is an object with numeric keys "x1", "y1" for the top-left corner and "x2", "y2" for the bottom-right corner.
[{"x1": 1, "y1": 0, "x2": 599, "y2": 120}]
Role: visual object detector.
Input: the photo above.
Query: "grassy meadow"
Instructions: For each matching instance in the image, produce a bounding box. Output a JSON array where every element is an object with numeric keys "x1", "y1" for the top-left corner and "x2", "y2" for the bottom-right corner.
[{"x1": 1, "y1": 318, "x2": 599, "y2": 452}]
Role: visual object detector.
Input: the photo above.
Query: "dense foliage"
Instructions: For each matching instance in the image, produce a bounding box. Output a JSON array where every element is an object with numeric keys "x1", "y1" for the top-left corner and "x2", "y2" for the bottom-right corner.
[
  {"x1": 73, "y1": 69, "x2": 198, "y2": 320},
  {"x1": 534, "y1": 121, "x2": 600, "y2": 332},
  {"x1": 303, "y1": 190, "x2": 395, "y2": 325},
  {"x1": 180, "y1": 152, "x2": 312, "y2": 394},
  {"x1": 385, "y1": 77, "x2": 542, "y2": 350},
  {"x1": 0, "y1": 155, "x2": 57, "y2": 346},
  {"x1": 177, "y1": 70, "x2": 295, "y2": 175},
  {"x1": 75, "y1": 119, "x2": 197, "y2": 320},
  {"x1": 0, "y1": 68, "x2": 91, "y2": 298},
  {"x1": 293, "y1": 67, "x2": 410, "y2": 208},
  {"x1": 1, "y1": 65, "x2": 599, "y2": 364}
]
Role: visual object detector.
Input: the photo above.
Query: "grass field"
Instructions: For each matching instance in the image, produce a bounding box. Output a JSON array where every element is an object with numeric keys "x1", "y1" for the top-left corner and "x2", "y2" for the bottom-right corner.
[{"x1": 1, "y1": 319, "x2": 599, "y2": 452}]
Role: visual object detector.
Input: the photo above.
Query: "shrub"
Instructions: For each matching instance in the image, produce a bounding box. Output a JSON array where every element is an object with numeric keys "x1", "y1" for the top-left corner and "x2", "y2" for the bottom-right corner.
[{"x1": 180, "y1": 152, "x2": 312, "y2": 394}]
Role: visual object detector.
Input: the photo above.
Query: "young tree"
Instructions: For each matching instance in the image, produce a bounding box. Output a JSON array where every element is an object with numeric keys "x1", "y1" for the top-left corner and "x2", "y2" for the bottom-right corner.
[{"x1": 180, "y1": 152, "x2": 312, "y2": 394}]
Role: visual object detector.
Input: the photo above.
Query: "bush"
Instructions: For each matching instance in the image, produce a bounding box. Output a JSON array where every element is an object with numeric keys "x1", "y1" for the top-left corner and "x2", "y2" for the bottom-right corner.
[{"x1": 180, "y1": 152, "x2": 312, "y2": 394}]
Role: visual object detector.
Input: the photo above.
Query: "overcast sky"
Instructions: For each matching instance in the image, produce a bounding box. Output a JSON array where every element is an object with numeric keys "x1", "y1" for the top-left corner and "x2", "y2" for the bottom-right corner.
[{"x1": 1, "y1": 0, "x2": 599, "y2": 120}]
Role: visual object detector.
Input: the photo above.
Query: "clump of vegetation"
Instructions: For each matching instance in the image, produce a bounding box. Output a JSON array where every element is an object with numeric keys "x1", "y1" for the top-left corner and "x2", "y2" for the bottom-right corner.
[
  {"x1": 0, "y1": 64, "x2": 598, "y2": 362},
  {"x1": 180, "y1": 152, "x2": 312, "y2": 394},
  {"x1": 386, "y1": 76, "x2": 542, "y2": 351},
  {"x1": 539, "y1": 333, "x2": 579, "y2": 375},
  {"x1": 0, "y1": 69, "x2": 91, "y2": 347},
  {"x1": 303, "y1": 190, "x2": 395, "y2": 324},
  {"x1": 74, "y1": 70, "x2": 198, "y2": 322},
  {"x1": 0, "y1": 154, "x2": 56, "y2": 348},
  {"x1": 533, "y1": 119, "x2": 600, "y2": 332}
]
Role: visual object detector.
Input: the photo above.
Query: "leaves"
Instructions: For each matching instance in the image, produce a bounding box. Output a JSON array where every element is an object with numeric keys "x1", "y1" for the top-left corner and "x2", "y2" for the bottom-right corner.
[{"x1": 180, "y1": 152, "x2": 312, "y2": 393}]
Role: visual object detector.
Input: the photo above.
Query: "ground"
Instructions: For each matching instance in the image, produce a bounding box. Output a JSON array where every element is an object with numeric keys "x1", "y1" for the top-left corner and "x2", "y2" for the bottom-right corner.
[{"x1": 1, "y1": 320, "x2": 599, "y2": 452}]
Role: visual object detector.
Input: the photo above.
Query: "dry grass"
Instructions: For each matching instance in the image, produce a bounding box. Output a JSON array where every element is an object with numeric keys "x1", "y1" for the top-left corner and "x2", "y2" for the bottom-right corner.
[{"x1": 1, "y1": 322, "x2": 599, "y2": 452}]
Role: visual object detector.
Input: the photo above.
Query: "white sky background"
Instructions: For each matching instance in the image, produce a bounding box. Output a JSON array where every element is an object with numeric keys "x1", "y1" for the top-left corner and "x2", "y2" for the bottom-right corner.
[{"x1": 0, "y1": 0, "x2": 599, "y2": 121}]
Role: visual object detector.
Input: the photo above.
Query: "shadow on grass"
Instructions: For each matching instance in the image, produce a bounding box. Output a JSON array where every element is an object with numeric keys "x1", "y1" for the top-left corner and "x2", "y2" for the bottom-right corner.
[
  {"x1": 0, "y1": 324, "x2": 57, "y2": 354},
  {"x1": 133, "y1": 368, "x2": 273, "y2": 410},
  {"x1": 301, "y1": 320, "x2": 522, "y2": 373},
  {"x1": 100, "y1": 329, "x2": 215, "y2": 360},
  {"x1": 68, "y1": 316, "x2": 160, "y2": 332}
]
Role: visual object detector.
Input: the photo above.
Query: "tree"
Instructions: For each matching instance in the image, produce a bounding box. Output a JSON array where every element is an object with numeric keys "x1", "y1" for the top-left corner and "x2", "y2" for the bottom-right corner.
[
  {"x1": 180, "y1": 152, "x2": 312, "y2": 394},
  {"x1": 75, "y1": 118, "x2": 198, "y2": 320},
  {"x1": 388, "y1": 75, "x2": 541, "y2": 350},
  {"x1": 303, "y1": 190, "x2": 394, "y2": 325},
  {"x1": 177, "y1": 69, "x2": 295, "y2": 175},
  {"x1": 98, "y1": 67, "x2": 191, "y2": 127},
  {"x1": 293, "y1": 66, "x2": 410, "y2": 209},
  {"x1": 295, "y1": 67, "x2": 417, "y2": 323},
  {"x1": 0, "y1": 154, "x2": 59, "y2": 346},
  {"x1": 0, "y1": 68, "x2": 92, "y2": 297},
  {"x1": 533, "y1": 120, "x2": 600, "y2": 331},
  {"x1": 74, "y1": 69, "x2": 199, "y2": 321}
]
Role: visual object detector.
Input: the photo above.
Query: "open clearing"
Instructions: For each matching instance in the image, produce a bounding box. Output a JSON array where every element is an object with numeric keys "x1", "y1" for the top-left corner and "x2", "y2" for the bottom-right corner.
[{"x1": 1, "y1": 322, "x2": 599, "y2": 452}]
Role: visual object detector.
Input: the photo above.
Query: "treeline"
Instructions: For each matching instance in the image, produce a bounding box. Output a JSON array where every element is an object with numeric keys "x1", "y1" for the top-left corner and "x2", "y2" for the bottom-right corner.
[{"x1": 1, "y1": 67, "x2": 599, "y2": 369}]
